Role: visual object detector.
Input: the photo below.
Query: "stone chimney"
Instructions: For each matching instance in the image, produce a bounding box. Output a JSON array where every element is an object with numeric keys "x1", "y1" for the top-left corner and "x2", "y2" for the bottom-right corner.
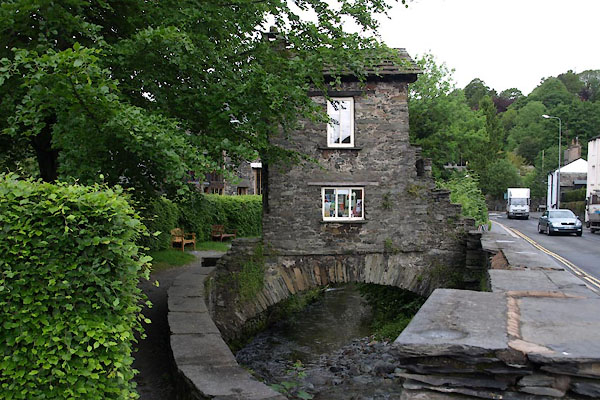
[{"x1": 564, "y1": 137, "x2": 582, "y2": 164}]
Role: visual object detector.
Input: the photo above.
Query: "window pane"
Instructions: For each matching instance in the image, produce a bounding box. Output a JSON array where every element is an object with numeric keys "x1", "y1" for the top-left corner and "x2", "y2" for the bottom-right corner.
[
  {"x1": 337, "y1": 189, "x2": 350, "y2": 218},
  {"x1": 328, "y1": 101, "x2": 341, "y2": 144},
  {"x1": 351, "y1": 189, "x2": 363, "y2": 218},
  {"x1": 340, "y1": 100, "x2": 352, "y2": 144},
  {"x1": 324, "y1": 189, "x2": 335, "y2": 218}
]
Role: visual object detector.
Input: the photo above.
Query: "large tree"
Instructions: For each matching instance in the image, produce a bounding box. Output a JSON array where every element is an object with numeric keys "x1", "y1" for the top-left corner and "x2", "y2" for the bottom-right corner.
[
  {"x1": 464, "y1": 78, "x2": 496, "y2": 110},
  {"x1": 0, "y1": 0, "x2": 404, "y2": 196}
]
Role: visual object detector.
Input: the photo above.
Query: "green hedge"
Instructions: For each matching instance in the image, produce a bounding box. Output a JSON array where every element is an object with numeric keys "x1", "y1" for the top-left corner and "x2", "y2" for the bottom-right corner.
[
  {"x1": 562, "y1": 200, "x2": 586, "y2": 218},
  {"x1": 177, "y1": 193, "x2": 262, "y2": 241},
  {"x1": 138, "y1": 197, "x2": 180, "y2": 251},
  {"x1": 563, "y1": 188, "x2": 586, "y2": 202},
  {"x1": 0, "y1": 175, "x2": 150, "y2": 399}
]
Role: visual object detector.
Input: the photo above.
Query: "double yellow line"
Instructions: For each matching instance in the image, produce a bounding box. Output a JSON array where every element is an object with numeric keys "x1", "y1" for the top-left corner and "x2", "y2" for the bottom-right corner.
[{"x1": 504, "y1": 224, "x2": 600, "y2": 291}]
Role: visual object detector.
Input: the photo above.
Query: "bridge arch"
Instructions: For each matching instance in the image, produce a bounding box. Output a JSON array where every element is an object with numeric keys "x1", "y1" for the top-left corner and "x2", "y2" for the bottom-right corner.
[{"x1": 207, "y1": 236, "x2": 483, "y2": 342}]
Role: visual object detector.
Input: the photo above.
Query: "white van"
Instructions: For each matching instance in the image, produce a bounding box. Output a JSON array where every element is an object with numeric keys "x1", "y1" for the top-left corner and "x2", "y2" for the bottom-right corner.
[{"x1": 506, "y1": 188, "x2": 530, "y2": 219}]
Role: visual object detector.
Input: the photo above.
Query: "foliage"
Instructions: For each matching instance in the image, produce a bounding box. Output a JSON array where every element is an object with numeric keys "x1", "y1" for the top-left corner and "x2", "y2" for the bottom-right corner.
[
  {"x1": 479, "y1": 159, "x2": 522, "y2": 200},
  {"x1": 410, "y1": 52, "x2": 600, "y2": 201},
  {"x1": 464, "y1": 78, "x2": 496, "y2": 110},
  {"x1": 563, "y1": 188, "x2": 587, "y2": 202},
  {"x1": 270, "y1": 361, "x2": 314, "y2": 400},
  {"x1": 138, "y1": 197, "x2": 180, "y2": 251},
  {"x1": 0, "y1": 0, "x2": 406, "y2": 198},
  {"x1": 562, "y1": 201, "x2": 586, "y2": 217},
  {"x1": 176, "y1": 194, "x2": 262, "y2": 241},
  {"x1": 438, "y1": 174, "x2": 489, "y2": 226},
  {"x1": 409, "y1": 54, "x2": 488, "y2": 179},
  {"x1": 528, "y1": 78, "x2": 575, "y2": 109},
  {"x1": 358, "y1": 284, "x2": 425, "y2": 341},
  {"x1": 236, "y1": 244, "x2": 266, "y2": 302},
  {"x1": 147, "y1": 249, "x2": 196, "y2": 273},
  {"x1": 0, "y1": 174, "x2": 150, "y2": 399},
  {"x1": 493, "y1": 88, "x2": 523, "y2": 113}
]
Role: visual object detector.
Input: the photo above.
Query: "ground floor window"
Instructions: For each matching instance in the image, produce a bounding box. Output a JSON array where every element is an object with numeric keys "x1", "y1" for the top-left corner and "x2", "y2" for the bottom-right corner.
[{"x1": 322, "y1": 187, "x2": 364, "y2": 221}]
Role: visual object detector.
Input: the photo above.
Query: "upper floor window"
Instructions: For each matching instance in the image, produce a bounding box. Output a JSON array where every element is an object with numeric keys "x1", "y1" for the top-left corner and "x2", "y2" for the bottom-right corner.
[
  {"x1": 327, "y1": 97, "x2": 354, "y2": 147},
  {"x1": 322, "y1": 187, "x2": 363, "y2": 221}
]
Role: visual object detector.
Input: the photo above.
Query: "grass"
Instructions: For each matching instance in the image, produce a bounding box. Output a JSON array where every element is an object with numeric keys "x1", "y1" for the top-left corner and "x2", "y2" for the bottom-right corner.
[
  {"x1": 196, "y1": 241, "x2": 231, "y2": 252},
  {"x1": 148, "y1": 241, "x2": 230, "y2": 273},
  {"x1": 149, "y1": 249, "x2": 197, "y2": 273}
]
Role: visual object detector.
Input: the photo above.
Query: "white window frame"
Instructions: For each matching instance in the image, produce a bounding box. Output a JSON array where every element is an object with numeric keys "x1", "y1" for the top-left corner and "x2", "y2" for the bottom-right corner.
[
  {"x1": 327, "y1": 97, "x2": 354, "y2": 148},
  {"x1": 322, "y1": 187, "x2": 364, "y2": 221}
]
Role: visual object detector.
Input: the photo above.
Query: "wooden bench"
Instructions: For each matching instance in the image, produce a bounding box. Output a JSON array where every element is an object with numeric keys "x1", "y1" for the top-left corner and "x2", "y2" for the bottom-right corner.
[
  {"x1": 211, "y1": 225, "x2": 237, "y2": 241},
  {"x1": 170, "y1": 228, "x2": 196, "y2": 252}
]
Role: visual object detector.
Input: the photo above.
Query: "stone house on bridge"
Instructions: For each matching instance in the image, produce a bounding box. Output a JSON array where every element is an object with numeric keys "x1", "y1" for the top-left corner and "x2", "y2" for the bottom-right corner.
[
  {"x1": 211, "y1": 49, "x2": 480, "y2": 341},
  {"x1": 260, "y1": 49, "x2": 475, "y2": 292}
]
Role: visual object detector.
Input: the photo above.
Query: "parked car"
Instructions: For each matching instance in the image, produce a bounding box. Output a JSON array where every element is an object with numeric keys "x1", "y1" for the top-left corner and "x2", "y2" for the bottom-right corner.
[{"x1": 537, "y1": 209, "x2": 583, "y2": 236}]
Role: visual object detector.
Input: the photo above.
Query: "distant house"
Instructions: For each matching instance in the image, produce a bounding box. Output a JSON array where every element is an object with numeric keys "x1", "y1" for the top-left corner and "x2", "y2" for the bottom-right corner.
[
  {"x1": 194, "y1": 161, "x2": 263, "y2": 195},
  {"x1": 547, "y1": 157, "x2": 587, "y2": 209}
]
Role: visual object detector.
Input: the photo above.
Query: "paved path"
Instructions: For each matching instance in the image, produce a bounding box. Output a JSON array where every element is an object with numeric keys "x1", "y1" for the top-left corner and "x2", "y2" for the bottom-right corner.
[{"x1": 132, "y1": 251, "x2": 225, "y2": 400}]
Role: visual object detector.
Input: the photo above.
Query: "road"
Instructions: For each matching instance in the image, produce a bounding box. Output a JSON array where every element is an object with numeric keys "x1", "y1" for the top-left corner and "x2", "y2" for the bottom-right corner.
[{"x1": 489, "y1": 212, "x2": 600, "y2": 291}]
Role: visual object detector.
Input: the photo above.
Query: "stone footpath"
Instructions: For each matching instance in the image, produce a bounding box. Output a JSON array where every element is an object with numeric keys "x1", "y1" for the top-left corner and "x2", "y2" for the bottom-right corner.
[
  {"x1": 167, "y1": 252, "x2": 284, "y2": 400},
  {"x1": 394, "y1": 225, "x2": 600, "y2": 399}
]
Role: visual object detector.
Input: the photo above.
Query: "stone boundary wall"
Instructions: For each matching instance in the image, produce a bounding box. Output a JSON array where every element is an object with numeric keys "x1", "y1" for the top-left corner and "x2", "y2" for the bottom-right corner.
[{"x1": 167, "y1": 260, "x2": 284, "y2": 400}]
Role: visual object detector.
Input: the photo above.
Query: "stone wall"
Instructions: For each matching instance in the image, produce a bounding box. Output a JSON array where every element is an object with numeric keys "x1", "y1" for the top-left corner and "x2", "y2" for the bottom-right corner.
[
  {"x1": 263, "y1": 79, "x2": 472, "y2": 261},
  {"x1": 264, "y1": 80, "x2": 471, "y2": 256}
]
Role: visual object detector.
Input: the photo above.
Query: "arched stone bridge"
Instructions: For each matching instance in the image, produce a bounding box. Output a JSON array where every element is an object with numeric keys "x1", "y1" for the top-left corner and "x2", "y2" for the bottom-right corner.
[{"x1": 207, "y1": 232, "x2": 485, "y2": 343}]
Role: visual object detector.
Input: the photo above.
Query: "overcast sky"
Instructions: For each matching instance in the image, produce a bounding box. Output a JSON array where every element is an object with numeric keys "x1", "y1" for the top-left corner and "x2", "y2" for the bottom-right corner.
[{"x1": 376, "y1": 0, "x2": 600, "y2": 95}]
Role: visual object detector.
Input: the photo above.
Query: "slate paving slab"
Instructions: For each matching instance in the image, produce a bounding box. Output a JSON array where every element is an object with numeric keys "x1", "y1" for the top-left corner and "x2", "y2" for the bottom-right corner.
[
  {"x1": 519, "y1": 297, "x2": 600, "y2": 363},
  {"x1": 490, "y1": 269, "x2": 597, "y2": 298},
  {"x1": 394, "y1": 289, "x2": 508, "y2": 357}
]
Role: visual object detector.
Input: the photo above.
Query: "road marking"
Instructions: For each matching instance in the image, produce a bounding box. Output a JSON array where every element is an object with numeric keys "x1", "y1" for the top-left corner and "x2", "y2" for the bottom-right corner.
[
  {"x1": 492, "y1": 221, "x2": 519, "y2": 238},
  {"x1": 506, "y1": 227, "x2": 600, "y2": 292}
]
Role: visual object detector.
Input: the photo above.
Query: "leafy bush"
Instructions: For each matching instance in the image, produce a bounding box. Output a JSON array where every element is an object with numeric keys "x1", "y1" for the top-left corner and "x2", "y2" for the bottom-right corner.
[
  {"x1": 358, "y1": 284, "x2": 425, "y2": 341},
  {"x1": 176, "y1": 193, "x2": 262, "y2": 241},
  {"x1": 562, "y1": 200, "x2": 586, "y2": 218},
  {"x1": 138, "y1": 196, "x2": 180, "y2": 251},
  {"x1": 438, "y1": 174, "x2": 489, "y2": 227},
  {"x1": 563, "y1": 188, "x2": 586, "y2": 202},
  {"x1": 0, "y1": 174, "x2": 150, "y2": 399}
]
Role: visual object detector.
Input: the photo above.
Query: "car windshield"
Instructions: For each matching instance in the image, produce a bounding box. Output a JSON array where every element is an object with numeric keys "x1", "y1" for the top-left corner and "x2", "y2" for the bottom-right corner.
[
  {"x1": 511, "y1": 198, "x2": 527, "y2": 205},
  {"x1": 549, "y1": 210, "x2": 575, "y2": 218}
]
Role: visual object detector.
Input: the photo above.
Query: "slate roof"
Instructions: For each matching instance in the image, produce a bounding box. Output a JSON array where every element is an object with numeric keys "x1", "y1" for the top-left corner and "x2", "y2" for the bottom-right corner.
[{"x1": 325, "y1": 48, "x2": 421, "y2": 81}]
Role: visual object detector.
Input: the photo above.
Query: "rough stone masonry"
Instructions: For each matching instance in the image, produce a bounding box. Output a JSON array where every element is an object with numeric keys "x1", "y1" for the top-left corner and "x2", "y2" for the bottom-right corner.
[{"x1": 211, "y1": 49, "x2": 481, "y2": 341}]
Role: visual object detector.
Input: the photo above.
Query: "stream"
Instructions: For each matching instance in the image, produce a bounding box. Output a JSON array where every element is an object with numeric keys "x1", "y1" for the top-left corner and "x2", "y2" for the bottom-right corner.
[{"x1": 236, "y1": 284, "x2": 405, "y2": 399}]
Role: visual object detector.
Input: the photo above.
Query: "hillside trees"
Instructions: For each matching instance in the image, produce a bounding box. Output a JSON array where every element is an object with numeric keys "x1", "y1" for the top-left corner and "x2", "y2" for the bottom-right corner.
[
  {"x1": 464, "y1": 78, "x2": 496, "y2": 110},
  {"x1": 0, "y1": 0, "x2": 402, "y2": 197},
  {"x1": 409, "y1": 54, "x2": 487, "y2": 178}
]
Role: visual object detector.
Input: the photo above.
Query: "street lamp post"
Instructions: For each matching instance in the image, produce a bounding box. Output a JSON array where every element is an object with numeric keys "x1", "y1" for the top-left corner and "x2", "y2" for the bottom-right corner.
[{"x1": 542, "y1": 114, "x2": 562, "y2": 209}]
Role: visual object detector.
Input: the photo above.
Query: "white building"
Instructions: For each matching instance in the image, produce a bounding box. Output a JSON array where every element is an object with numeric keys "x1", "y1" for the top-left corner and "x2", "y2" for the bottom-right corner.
[
  {"x1": 587, "y1": 136, "x2": 600, "y2": 223},
  {"x1": 547, "y1": 158, "x2": 587, "y2": 209}
]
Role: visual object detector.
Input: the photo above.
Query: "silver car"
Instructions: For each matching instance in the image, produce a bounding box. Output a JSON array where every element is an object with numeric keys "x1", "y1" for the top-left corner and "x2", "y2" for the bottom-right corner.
[{"x1": 537, "y1": 209, "x2": 583, "y2": 236}]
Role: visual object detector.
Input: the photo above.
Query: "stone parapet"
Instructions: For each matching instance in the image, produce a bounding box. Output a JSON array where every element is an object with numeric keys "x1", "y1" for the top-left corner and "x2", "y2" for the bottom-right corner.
[
  {"x1": 394, "y1": 230, "x2": 600, "y2": 399},
  {"x1": 167, "y1": 257, "x2": 284, "y2": 400}
]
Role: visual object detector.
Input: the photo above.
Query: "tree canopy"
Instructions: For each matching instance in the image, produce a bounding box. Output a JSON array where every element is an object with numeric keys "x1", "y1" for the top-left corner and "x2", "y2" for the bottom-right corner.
[
  {"x1": 409, "y1": 54, "x2": 600, "y2": 201},
  {"x1": 0, "y1": 0, "x2": 404, "y2": 197}
]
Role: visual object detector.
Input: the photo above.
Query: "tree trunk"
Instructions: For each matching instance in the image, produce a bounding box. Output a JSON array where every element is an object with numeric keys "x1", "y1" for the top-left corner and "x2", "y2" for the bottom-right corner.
[{"x1": 31, "y1": 122, "x2": 59, "y2": 182}]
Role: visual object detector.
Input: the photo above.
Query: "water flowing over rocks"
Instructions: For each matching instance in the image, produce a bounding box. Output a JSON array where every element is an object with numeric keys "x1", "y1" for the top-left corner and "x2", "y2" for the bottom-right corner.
[{"x1": 238, "y1": 337, "x2": 405, "y2": 400}]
